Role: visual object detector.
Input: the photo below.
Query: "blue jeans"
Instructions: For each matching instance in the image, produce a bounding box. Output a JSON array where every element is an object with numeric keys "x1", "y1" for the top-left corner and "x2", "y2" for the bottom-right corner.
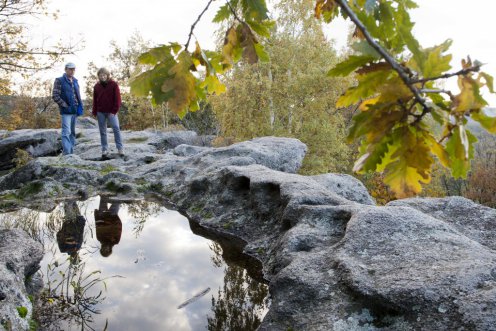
[
  {"x1": 97, "y1": 112, "x2": 123, "y2": 152},
  {"x1": 61, "y1": 114, "x2": 77, "y2": 155}
]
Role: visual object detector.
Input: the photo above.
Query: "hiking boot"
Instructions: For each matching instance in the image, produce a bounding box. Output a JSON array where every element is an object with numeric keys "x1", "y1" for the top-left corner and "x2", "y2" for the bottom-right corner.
[
  {"x1": 118, "y1": 149, "x2": 125, "y2": 157},
  {"x1": 101, "y1": 150, "x2": 108, "y2": 159}
]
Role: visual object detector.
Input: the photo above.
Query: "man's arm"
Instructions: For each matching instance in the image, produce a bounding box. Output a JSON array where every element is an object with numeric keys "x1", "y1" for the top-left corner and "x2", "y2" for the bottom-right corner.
[{"x1": 52, "y1": 78, "x2": 68, "y2": 108}]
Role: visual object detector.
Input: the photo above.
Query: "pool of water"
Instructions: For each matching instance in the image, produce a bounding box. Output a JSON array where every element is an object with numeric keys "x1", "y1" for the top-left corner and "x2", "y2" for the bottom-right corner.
[{"x1": 0, "y1": 196, "x2": 269, "y2": 331}]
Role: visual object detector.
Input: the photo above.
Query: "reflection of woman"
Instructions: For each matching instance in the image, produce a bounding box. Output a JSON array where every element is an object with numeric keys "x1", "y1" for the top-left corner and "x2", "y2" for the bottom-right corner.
[
  {"x1": 56, "y1": 201, "x2": 86, "y2": 264},
  {"x1": 95, "y1": 198, "x2": 122, "y2": 257}
]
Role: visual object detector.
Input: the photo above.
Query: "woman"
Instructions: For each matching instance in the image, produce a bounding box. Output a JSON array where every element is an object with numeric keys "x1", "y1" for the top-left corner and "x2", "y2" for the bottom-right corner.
[{"x1": 92, "y1": 67, "x2": 124, "y2": 158}]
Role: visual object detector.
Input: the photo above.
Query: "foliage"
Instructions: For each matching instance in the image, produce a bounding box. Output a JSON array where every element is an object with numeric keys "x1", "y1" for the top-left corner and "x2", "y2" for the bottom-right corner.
[
  {"x1": 0, "y1": 80, "x2": 59, "y2": 130},
  {"x1": 0, "y1": 0, "x2": 75, "y2": 92},
  {"x1": 100, "y1": 164, "x2": 118, "y2": 175},
  {"x1": 207, "y1": 243, "x2": 269, "y2": 331},
  {"x1": 130, "y1": 0, "x2": 274, "y2": 119},
  {"x1": 126, "y1": 137, "x2": 149, "y2": 143},
  {"x1": 464, "y1": 132, "x2": 496, "y2": 207},
  {"x1": 13, "y1": 148, "x2": 33, "y2": 169},
  {"x1": 86, "y1": 32, "x2": 218, "y2": 132},
  {"x1": 16, "y1": 306, "x2": 28, "y2": 318},
  {"x1": 83, "y1": 32, "x2": 159, "y2": 129},
  {"x1": 211, "y1": 0, "x2": 353, "y2": 174},
  {"x1": 319, "y1": 0, "x2": 495, "y2": 197},
  {"x1": 34, "y1": 252, "x2": 111, "y2": 331},
  {"x1": 131, "y1": 0, "x2": 496, "y2": 197},
  {"x1": 17, "y1": 181, "x2": 44, "y2": 199},
  {"x1": 358, "y1": 172, "x2": 396, "y2": 205},
  {"x1": 127, "y1": 200, "x2": 162, "y2": 237}
]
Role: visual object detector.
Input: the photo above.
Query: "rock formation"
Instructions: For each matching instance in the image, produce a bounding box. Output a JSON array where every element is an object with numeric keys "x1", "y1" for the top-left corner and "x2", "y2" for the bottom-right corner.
[{"x1": 0, "y1": 123, "x2": 495, "y2": 330}]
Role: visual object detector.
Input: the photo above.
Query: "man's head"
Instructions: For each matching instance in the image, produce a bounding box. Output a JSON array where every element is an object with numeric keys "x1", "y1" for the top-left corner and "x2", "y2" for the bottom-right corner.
[
  {"x1": 65, "y1": 62, "x2": 76, "y2": 78},
  {"x1": 97, "y1": 67, "x2": 110, "y2": 83}
]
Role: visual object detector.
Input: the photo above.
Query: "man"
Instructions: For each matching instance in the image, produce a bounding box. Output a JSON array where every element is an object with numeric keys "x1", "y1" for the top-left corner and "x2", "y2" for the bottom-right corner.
[
  {"x1": 52, "y1": 62, "x2": 84, "y2": 155},
  {"x1": 92, "y1": 67, "x2": 123, "y2": 158},
  {"x1": 57, "y1": 201, "x2": 86, "y2": 264}
]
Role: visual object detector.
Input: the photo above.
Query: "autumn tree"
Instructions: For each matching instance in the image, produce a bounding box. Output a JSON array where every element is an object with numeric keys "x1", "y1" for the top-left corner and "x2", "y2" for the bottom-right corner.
[
  {"x1": 207, "y1": 243, "x2": 269, "y2": 331},
  {"x1": 131, "y1": 0, "x2": 496, "y2": 197},
  {"x1": 211, "y1": 0, "x2": 353, "y2": 174},
  {"x1": 0, "y1": 79, "x2": 59, "y2": 130},
  {"x1": 84, "y1": 32, "x2": 217, "y2": 132},
  {"x1": 463, "y1": 131, "x2": 496, "y2": 207},
  {"x1": 0, "y1": 0, "x2": 75, "y2": 92}
]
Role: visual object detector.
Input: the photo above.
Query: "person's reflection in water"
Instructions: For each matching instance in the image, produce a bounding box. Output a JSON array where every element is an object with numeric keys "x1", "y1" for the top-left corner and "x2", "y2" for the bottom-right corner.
[
  {"x1": 56, "y1": 201, "x2": 86, "y2": 264},
  {"x1": 95, "y1": 197, "x2": 122, "y2": 257}
]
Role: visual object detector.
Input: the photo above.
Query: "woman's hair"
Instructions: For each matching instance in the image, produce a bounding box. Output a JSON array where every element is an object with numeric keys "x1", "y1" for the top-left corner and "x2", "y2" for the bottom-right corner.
[{"x1": 97, "y1": 67, "x2": 110, "y2": 77}]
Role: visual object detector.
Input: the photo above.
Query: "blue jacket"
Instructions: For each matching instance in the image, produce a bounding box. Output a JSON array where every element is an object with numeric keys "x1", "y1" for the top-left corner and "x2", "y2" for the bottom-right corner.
[{"x1": 53, "y1": 74, "x2": 84, "y2": 116}]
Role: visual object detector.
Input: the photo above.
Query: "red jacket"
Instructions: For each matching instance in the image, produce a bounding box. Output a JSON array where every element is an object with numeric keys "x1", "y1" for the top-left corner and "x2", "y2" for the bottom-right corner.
[{"x1": 92, "y1": 79, "x2": 121, "y2": 116}]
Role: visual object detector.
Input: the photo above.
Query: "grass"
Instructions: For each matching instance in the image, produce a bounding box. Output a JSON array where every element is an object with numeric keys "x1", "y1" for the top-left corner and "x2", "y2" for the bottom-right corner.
[
  {"x1": 0, "y1": 201, "x2": 17, "y2": 210},
  {"x1": 134, "y1": 178, "x2": 147, "y2": 185},
  {"x1": 148, "y1": 182, "x2": 164, "y2": 193},
  {"x1": 127, "y1": 137, "x2": 148, "y2": 143},
  {"x1": 17, "y1": 181, "x2": 44, "y2": 199},
  {"x1": 105, "y1": 181, "x2": 132, "y2": 194},
  {"x1": 53, "y1": 163, "x2": 99, "y2": 172},
  {"x1": 0, "y1": 193, "x2": 17, "y2": 200},
  {"x1": 100, "y1": 164, "x2": 118, "y2": 175},
  {"x1": 203, "y1": 211, "x2": 214, "y2": 219},
  {"x1": 190, "y1": 202, "x2": 205, "y2": 213},
  {"x1": 191, "y1": 206, "x2": 203, "y2": 213},
  {"x1": 16, "y1": 306, "x2": 28, "y2": 318},
  {"x1": 28, "y1": 319, "x2": 38, "y2": 331}
]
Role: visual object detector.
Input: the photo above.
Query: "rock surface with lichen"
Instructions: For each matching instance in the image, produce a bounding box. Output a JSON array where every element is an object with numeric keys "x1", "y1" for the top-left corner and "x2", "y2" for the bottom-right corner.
[{"x1": 0, "y1": 122, "x2": 495, "y2": 330}]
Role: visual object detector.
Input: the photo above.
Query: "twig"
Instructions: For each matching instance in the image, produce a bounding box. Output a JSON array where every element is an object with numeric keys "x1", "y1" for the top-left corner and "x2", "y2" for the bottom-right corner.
[
  {"x1": 226, "y1": 0, "x2": 243, "y2": 22},
  {"x1": 419, "y1": 89, "x2": 450, "y2": 94},
  {"x1": 185, "y1": 0, "x2": 216, "y2": 51},
  {"x1": 335, "y1": 0, "x2": 429, "y2": 111},
  {"x1": 412, "y1": 66, "x2": 481, "y2": 84},
  {"x1": 419, "y1": 89, "x2": 456, "y2": 101}
]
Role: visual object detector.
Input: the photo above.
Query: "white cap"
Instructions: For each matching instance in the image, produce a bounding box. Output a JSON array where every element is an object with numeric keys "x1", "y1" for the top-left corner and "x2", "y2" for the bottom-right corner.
[{"x1": 65, "y1": 62, "x2": 76, "y2": 69}]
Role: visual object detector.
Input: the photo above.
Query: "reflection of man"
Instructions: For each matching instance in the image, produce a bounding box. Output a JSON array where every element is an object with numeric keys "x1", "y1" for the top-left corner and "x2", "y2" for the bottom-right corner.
[
  {"x1": 56, "y1": 201, "x2": 86, "y2": 264},
  {"x1": 95, "y1": 197, "x2": 122, "y2": 257}
]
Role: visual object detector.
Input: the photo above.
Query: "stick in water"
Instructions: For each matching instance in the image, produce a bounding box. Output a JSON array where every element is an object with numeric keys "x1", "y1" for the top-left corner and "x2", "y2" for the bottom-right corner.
[{"x1": 177, "y1": 287, "x2": 211, "y2": 309}]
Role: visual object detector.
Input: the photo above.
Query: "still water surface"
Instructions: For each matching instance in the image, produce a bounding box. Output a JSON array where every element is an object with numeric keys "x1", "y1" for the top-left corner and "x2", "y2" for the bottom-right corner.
[{"x1": 0, "y1": 196, "x2": 269, "y2": 331}]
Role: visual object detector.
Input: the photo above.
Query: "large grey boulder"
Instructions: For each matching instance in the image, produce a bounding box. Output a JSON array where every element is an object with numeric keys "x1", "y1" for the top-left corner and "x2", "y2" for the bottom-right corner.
[
  {"x1": 388, "y1": 196, "x2": 496, "y2": 250},
  {"x1": 311, "y1": 173, "x2": 375, "y2": 205},
  {"x1": 0, "y1": 130, "x2": 60, "y2": 170},
  {"x1": 1, "y1": 128, "x2": 496, "y2": 330},
  {"x1": 0, "y1": 228, "x2": 43, "y2": 330},
  {"x1": 75, "y1": 116, "x2": 97, "y2": 129},
  {"x1": 335, "y1": 205, "x2": 496, "y2": 330},
  {"x1": 148, "y1": 130, "x2": 211, "y2": 150}
]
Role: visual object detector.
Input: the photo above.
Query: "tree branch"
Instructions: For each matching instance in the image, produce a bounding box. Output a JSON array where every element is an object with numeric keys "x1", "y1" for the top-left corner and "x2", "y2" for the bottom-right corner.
[
  {"x1": 334, "y1": 0, "x2": 429, "y2": 111},
  {"x1": 419, "y1": 89, "x2": 449, "y2": 94},
  {"x1": 0, "y1": 49, "x2": 72, "y2": 56},
  {"x1": 226, "y1": 0, "x2": 243, "y2": 23},
  {"x1": 184, "y1": 0, "x2": 215, "y2": 51},
  {"x1": 412, "y1": 66, "x2": 481, "y2": 84}
]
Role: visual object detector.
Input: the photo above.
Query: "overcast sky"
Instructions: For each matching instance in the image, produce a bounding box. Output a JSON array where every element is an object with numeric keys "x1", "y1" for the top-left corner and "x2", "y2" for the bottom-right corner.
[{"x1": 27, "y1": 0, "x2": 496, "y2": 105}]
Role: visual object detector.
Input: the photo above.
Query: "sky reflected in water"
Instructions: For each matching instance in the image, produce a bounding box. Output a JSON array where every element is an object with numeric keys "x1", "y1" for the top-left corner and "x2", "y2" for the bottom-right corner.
[{"x1": 0, "y1": 196, "x2": 269, "y2": 331}]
